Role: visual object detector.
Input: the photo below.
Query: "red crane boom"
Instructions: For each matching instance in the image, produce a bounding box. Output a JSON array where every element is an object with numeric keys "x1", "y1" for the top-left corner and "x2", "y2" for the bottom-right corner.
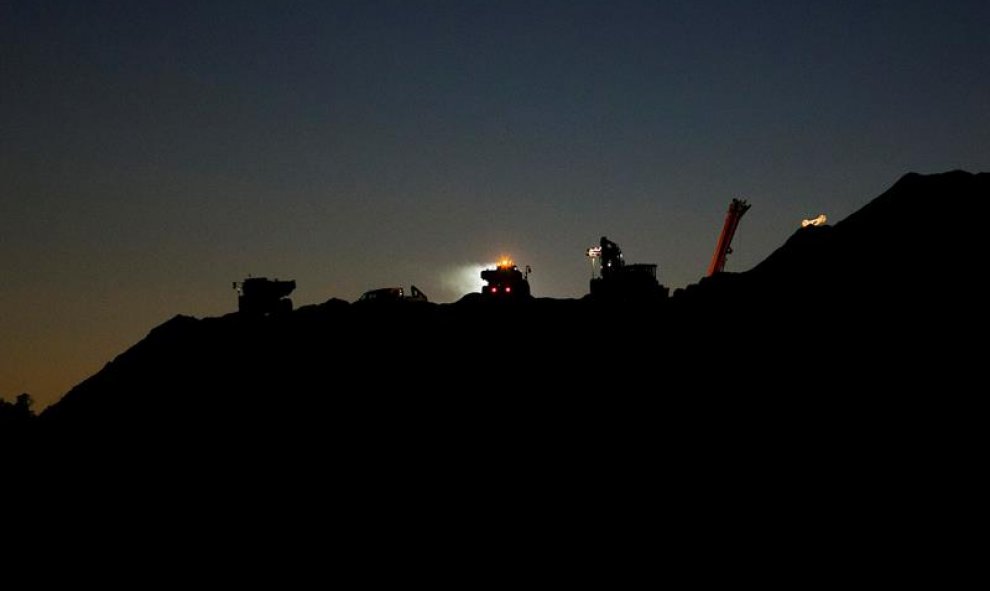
[{"x1": 707, "y1": 198, "x2": 751, "y2": 276}]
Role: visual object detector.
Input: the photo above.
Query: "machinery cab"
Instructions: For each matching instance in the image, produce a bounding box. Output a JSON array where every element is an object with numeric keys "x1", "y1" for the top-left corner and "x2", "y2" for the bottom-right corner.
[
  {"x1": 358, "y1": 285, "x2": 429, "y2": 303},
  {"x1": 233, "y1": 277, "x2": 295, "y2": 315},
  {"x1": 359, "y1": 287, "x2": 404, "y2": 302},
  {"x1": 481, "y1": 258, "x2": 531, "y2": 298}
]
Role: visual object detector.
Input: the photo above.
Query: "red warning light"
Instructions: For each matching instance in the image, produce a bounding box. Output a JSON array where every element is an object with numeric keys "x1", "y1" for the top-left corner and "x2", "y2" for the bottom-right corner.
[{"x1": 505, "y1": 286, "x2": 512, "y2": 293}]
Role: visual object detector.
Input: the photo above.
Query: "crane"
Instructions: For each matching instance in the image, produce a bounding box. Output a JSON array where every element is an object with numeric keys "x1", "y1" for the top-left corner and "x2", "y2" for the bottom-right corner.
[{"x1": 707, "y1": 199, "x2": 751, "y2": 276}]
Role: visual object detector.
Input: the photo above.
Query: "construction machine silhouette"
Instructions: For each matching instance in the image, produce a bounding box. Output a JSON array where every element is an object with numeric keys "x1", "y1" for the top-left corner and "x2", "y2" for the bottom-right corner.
[
  {"x1": 586, "y1": 236, "x2": 668, "y2": 301},
  {"x1": 357, "y1": 285, "x2": 429, "y2": 303},
  {"x1": 708, "y1": 199, "x2": 751, "y2": 276},
  {"x1": 481, "y1": 259, "x2": 531, "y2": 298},
  {"x1": 233, "y1": 277, "x2": 295, "y2": 315}
]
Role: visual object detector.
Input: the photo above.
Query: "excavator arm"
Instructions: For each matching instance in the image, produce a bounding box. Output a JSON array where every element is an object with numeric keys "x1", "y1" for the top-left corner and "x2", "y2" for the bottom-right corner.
[{"x1": 707, "y1": 199, "x2": 751, "y2": 276}]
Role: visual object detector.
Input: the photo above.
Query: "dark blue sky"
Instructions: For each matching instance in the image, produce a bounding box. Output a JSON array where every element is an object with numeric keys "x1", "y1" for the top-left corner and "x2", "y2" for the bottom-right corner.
[{"x1": 2, "y1": 0, "x2": 988, "y2": 406}]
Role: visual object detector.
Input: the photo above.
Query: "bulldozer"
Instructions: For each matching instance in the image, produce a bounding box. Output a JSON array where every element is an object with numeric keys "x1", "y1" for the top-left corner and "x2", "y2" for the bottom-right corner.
[{"x1": 233, "y1": 277, "x2": 295, "y2": 315}]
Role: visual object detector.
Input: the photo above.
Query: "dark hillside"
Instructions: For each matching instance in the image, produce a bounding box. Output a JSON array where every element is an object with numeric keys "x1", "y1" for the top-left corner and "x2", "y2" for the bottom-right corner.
[{"x1": 24, "y1": 173, "x2": 984, "y2": 481}]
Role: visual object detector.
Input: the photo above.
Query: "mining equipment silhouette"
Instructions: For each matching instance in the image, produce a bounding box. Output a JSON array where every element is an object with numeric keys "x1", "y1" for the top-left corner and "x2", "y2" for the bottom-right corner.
[
  {"x1": 358, "y1": 286, "x2": 429, "y2": 303},
  {"x1": 586, "y1": 236, "x2": 669, "y2": 301},
  {"x1": 230, "y1": 198, "x2": 754, "y2": 308},
  {"x1": 708, "y1": 198, "x2": 751, "y2": 276},
  {"x1": 481, "y1": 259, "x2": 532, "y2": 298},
  {"x1": 233, "y1": 277, "x2": 296, "y2": 315}
]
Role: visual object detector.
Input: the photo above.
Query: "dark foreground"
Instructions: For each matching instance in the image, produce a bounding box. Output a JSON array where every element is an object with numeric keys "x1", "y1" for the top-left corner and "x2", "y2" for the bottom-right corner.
[{"x1": 4, "y1": 172, "x2": 984, "y2": 576}]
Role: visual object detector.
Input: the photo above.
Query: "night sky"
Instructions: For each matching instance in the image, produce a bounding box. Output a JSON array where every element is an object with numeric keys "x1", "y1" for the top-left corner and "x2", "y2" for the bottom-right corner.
[{"x1": 3, "y1": 0, "x2": 988, "y2": 408}]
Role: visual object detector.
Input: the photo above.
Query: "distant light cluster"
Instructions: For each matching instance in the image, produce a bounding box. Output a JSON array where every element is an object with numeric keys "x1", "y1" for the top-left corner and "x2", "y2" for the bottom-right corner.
[{"x1": 802, "y1": 214, "x2": 828, "y2": 228}]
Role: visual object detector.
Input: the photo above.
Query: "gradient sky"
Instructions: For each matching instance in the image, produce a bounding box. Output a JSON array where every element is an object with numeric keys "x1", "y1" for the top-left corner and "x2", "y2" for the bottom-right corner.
[{"x1": 2, "y1": 0, "x2": 988, "y2": 408}]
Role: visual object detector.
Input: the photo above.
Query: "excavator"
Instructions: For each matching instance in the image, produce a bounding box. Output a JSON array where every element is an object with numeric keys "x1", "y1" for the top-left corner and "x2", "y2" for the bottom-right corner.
[{"x1": 587, "y1": 236, "x2": 667, "y2": 300}]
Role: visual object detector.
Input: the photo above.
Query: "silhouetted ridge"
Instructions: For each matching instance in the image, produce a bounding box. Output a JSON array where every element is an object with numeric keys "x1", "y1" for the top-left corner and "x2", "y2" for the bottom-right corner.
[
  {"x1": 837, "y1": 170, "x2": 976, "y2": 231},
  {"x1": 746, "y1": 170, "x2": 986, "y2": 303},
  {"x1": 41, "y1": 314, "x2": 202, "y2": 425},
  {"x1": 31, "y1": 171, "x2": 986, "y2": 460}
]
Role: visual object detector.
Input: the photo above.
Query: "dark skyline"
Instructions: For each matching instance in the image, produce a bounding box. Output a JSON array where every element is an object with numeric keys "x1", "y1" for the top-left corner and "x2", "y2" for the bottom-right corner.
[{"x1": 2, "y1": 0, "x2": 988, "y2": 408}]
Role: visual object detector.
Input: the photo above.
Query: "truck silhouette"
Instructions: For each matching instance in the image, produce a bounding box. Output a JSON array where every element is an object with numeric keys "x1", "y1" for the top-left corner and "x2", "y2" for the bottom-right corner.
[
  {"x1": 481, "y1": 259, "x2": 531, "y2": 298},
  {"x1": 357, "y1": 286, "x2": 428, "y2": 303},
  {"x1": 233, "y1": 277, "x2": 295, "y2": 315}
]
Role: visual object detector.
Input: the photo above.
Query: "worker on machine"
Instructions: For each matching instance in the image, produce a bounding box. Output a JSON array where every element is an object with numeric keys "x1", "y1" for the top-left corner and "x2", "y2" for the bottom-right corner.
[{"x1": 600, "y1": 236, "x2": 623, "y2": 279}]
